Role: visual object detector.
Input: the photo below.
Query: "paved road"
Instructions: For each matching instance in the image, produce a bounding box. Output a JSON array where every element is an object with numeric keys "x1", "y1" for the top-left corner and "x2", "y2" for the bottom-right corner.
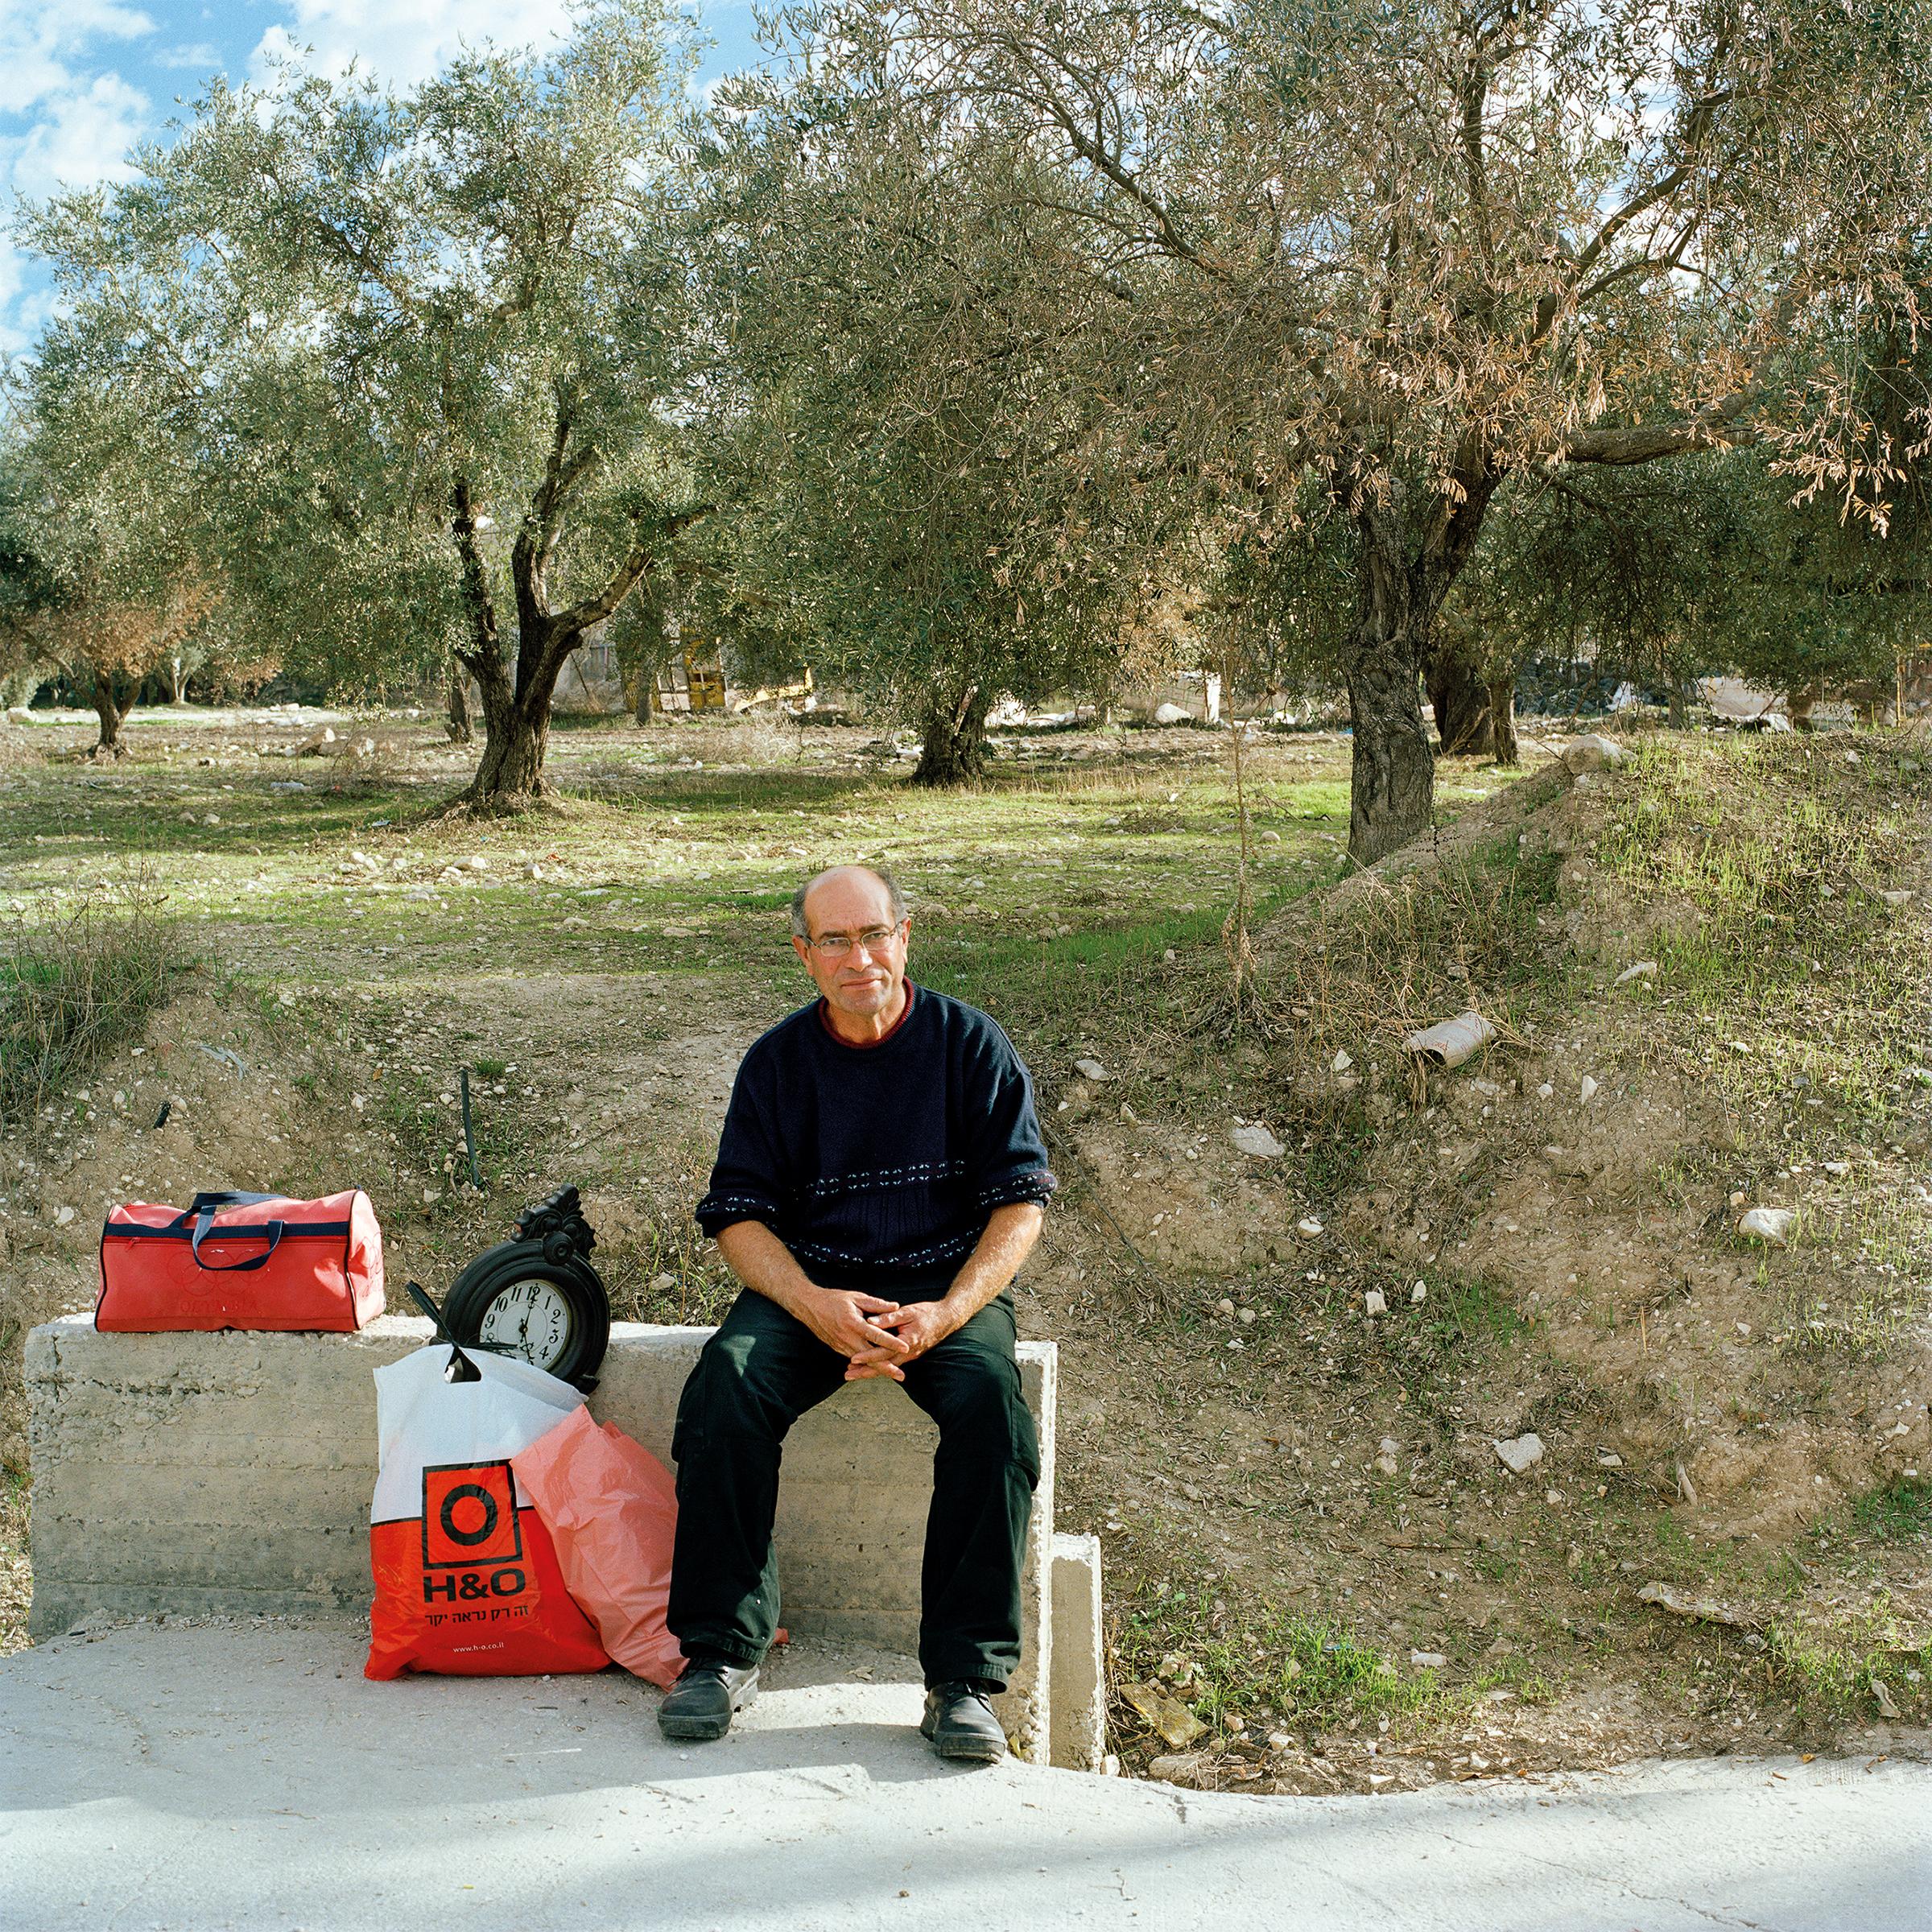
[{"x1": 2, "y1": 1623, "x2": 1925, "y2": 1931}]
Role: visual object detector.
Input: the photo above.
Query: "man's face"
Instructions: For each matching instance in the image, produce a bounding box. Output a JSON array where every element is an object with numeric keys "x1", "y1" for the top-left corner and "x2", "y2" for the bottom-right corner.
[{"x1": 792, "y1": 869, "x2": 910, "y2": 1019}]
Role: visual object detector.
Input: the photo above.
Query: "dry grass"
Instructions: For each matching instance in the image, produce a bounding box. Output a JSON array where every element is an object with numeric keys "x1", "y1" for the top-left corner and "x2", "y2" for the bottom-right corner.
[{"x1": 0, "y1": 879, "x2": 184, "y2": 1127}]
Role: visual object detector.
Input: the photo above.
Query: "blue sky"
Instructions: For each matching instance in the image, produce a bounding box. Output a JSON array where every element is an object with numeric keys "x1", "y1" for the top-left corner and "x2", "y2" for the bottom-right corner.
[{"x1": 0, "y1": 0, "x2": 767, "y2": 354}]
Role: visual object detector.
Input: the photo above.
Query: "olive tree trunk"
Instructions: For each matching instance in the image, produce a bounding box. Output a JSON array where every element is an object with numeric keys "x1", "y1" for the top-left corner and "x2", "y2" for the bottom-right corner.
[
  {"x1": 912, "y1": 681, "x2": 990, "y2": 786},
  {"x1": 446, "y1": 663, "x2": 473, "y2": 743},
  {"x1": 447, "y1": 423, "x2": 707, "y2": 811},
  {"x1": 89, "y1": 665, "x2": 134, "y2": 757},
  {"x1": 1342, "y1": 481, "x2": 1497, "y2": 865},
  {"x1": 1426, "y1": 650, "x2": 1494, "y2": 755},
  {"x1": 1487, "y1": 677, "x2": 1520, "y2": 766}
]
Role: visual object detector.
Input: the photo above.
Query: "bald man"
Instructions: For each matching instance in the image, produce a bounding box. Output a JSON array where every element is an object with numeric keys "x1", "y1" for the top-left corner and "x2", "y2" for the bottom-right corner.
[{"x1": 659, "y1": 865, "x2": 1055, "y2": 1761}]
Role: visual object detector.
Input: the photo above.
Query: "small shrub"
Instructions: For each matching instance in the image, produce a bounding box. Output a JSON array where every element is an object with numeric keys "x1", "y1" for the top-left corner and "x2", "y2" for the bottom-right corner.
[{"x1": 0, "y1": 884, "x2": 183, "y2": 1125}]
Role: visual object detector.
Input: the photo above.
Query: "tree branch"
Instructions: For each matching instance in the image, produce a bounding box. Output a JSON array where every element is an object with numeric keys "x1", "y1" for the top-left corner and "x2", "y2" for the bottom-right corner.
[
  {"x1": 554, "y1": 506, "x2": 715, "y2": 637},
  {"x1": 1558, "y1": 394, "x2": 1763, "y2": 467}
]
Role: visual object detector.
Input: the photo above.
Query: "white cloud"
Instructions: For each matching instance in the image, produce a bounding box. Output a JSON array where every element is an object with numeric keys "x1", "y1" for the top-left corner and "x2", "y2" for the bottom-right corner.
[
  {"x1": 6, "y1": 70, "x2": 150, "y2": 201},
  {"x1": 250, "y1": 0, "x2": 571, "y2": 90},
  {"x1": 0, "y1": 66, "x2": 150, "y2": 356},
  {"x1": 0, "y1": 1, "x2": 155, "y2": 117},
  {"x1": 0, "y1": 4, "x2": 157, "y2": 357},
  {"x1": 153, "y1": 43, "x2": 225, "y2": 72}
]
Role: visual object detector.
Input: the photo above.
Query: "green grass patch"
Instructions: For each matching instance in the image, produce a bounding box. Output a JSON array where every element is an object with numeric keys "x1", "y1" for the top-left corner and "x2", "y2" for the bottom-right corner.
[
  {"x1": 1761, "y1": 1597, "x2": 1932, "y2": 1725},
  {"x1": 1115, "y1": 1578, "x2": 1547, "y2": 1738},
  {"x1": 1597, "y1": 737, "x2": 1922, "y2": 990},
  {"x1": 1851, "y1": 1476, "x2": 1932, "y2": 1543}
]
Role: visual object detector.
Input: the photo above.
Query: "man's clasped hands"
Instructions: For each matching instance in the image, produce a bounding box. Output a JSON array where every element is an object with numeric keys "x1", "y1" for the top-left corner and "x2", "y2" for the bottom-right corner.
[{"x1": 802, "y1": 1286, "x2": 962, "y2": 1381}]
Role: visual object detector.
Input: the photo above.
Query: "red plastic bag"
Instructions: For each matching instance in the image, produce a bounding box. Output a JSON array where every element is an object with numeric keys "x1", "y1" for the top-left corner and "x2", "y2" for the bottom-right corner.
[
  {"x1": 365, "y1": 1344, "x2": 610, "y2": 1681},
  {"x1": 513, "y1": 1406, "x2": 683, "y2": 1689}
]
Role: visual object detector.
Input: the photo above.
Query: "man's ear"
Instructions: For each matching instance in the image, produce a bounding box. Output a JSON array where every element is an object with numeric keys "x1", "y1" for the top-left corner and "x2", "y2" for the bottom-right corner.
[{"x1": 791, "y1": 935, "x2": 812, "y2": 970}]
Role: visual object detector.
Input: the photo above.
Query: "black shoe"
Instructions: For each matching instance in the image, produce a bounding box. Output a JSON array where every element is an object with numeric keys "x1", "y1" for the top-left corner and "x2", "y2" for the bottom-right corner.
[
  {"x1": 920, "y1": 1681, "x2": 1009, "y2": 1763},
  {"x1": 658, "y1": 1654, "x2": 759, "y2": 1742}
]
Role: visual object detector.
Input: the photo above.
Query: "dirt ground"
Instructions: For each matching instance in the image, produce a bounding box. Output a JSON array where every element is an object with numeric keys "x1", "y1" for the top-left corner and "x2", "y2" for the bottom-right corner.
[{"x1": 2, "y1": 700, "x2": 1927, "y2": 1790}]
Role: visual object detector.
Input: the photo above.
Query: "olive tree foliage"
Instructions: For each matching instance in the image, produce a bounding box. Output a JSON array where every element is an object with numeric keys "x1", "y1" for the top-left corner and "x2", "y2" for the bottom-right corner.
[
  {"x1": 1448, "y1": 268, "x2": 1932, "y2": 721},
  {"x1": 1463, "y1": 444, "x2": 1932, "y2": 714},
  {"x1": 20, "y1": 0, "x2": 712, "y2": 807},
  {"x1": 774, "y1": 0, "x2": 1932, "y2": 858},
  {"x1": 700, "y1": 50, "x2": 1183, "y2": 782}
]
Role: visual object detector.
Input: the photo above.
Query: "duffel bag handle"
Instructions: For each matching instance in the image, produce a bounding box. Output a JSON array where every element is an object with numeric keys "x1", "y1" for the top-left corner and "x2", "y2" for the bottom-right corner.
[
  {"x1": 186, "y1": 1189, "x2": 280, "y2": 1216},
  {"x1": 189, "y1": 1207, "x2": 286, "y2": 1272},
  {"x1": 166, "y1": 1191, "x2": 281, "y2": 1232}
]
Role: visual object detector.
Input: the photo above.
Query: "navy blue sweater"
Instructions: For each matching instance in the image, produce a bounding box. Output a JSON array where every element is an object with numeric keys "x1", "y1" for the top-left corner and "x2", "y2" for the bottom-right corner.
[{"x1": 695, "y1": 985, "x2": 1056, "y2": 1299}]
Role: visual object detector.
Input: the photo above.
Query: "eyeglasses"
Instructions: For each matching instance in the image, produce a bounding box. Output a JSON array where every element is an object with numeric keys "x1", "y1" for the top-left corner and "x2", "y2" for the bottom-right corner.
[{"x1": 806, "y1": 922, "x2": 904, "y2": 959}]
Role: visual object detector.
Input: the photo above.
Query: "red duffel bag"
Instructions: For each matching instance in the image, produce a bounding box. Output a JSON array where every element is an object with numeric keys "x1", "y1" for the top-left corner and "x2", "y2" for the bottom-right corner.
[{"x1": 96, "y1": 1188, "x2": 385, "y2": 1332}]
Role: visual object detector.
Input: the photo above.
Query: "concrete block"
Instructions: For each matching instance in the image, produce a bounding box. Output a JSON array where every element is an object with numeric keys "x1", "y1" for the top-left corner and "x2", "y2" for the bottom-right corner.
[
  {"x1": 1049, "y1": 1532, "x2": 1106, "y2": 1771},
  {"x1": 27, "y1": 1315, "x2": 1059, "y2": 1758}
]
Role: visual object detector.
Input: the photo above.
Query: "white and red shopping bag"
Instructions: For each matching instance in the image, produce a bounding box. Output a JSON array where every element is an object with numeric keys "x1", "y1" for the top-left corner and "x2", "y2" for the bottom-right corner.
[{"x1": 365, "y1": 1344, "x2": 611, "y2": 1680}]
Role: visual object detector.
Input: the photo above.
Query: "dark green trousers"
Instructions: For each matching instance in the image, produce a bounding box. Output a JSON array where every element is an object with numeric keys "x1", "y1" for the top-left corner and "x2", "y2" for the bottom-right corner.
[{"x1": 667, "y1": 1289, "x2": 1039, "y2": 1688}]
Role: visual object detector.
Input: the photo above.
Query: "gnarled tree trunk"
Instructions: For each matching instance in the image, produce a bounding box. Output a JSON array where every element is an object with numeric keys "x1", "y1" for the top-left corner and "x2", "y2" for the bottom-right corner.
[
  {"x1": 447, "y1": 663, "x2": 473, "y2": 743},
  {"x1": 1426, "y1": 649, "x2": 1493, "y2": 755},
  {"x1": 913, "y1": 680, "x2": 989, "y2": 786},
  {"x1": 89, "y1": 665, "x2": 134, "y2": 757},
  {"x1": 1344, "y1": 639, "x2": 1435, "y2": 866},
  {"x1": 1343, "y1": 481, "x2": 1497, "y2": 865},
  {"x1": 448, "y1": 416, "x2": 702, "y2": 811},
  {"x1": 1487, "y1": 678, "x2": 1519, "y2": 766},
  {"x1": 465, "y1": 609, "x2": 575, "y2": 806}
]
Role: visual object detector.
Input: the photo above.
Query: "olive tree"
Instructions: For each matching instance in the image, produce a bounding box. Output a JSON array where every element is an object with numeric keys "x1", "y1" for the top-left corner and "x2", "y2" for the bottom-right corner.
[
  {"x1": 776, "y1": 0, "x2": 1932, "y2": 857},
  {"x1": 21, "y1": 0, "x2": 712, "y2": 807},
  {"x1": 0, "y1": 355, "x2": 218, "y2": 753},
  {"x1": 701, "y1": 58, "x2": 1180, "y2": 782}
]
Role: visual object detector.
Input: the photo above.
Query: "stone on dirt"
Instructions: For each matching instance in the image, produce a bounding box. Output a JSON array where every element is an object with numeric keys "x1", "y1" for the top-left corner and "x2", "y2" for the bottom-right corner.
[
  {"x1": 1738, "y1": 1206, "x2": 1794, "y2": 1246},
  {"x1": 1562, "y1": 733, "x2": 1627, "y2": 774},
  {"x1": 1231, "y1": 1122, "x2": 1284, "y2": 1158},
  {"x1": 1121, "y1": 1680, "x2": 1208, "y2": 1750},
  {"x1": 1074, "y1": 1057, "x2": 1111, "y2": 1082},
  {"x1": 1493, "y1": 1433, "x2": 1545, "y2": 1475},
  {"x1": 1614, "y1": 960, "x2": 1658, "y2": 985},
  {"x1": 1636, "y1": 1580, "x2": 1759, "y2": 1630},
  {"x1": 1153, "y1": 703, "x2": 1192, "y2": 726},
  {"x1": 1364, "y1": 1289, "x2": 1387, "y2": 1317}
]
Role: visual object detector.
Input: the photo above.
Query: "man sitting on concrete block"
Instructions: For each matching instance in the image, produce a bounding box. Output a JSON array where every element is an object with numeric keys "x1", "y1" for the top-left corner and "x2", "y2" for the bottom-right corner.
[{"x1": 661, "y1": 864, "x2": 1055, "y2": 1761}]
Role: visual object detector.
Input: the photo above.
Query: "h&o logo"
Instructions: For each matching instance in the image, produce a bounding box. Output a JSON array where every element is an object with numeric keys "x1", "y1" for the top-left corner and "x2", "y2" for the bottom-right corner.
[{"x1": 419, "y1": 1460, "x2": 527, "y2": 1603}]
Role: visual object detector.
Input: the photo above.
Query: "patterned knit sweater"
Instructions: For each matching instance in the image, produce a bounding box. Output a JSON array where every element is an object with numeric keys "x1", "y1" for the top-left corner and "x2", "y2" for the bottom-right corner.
[{"x1": 694, "y1": 984, "x2": 1057, "y2": 1299}]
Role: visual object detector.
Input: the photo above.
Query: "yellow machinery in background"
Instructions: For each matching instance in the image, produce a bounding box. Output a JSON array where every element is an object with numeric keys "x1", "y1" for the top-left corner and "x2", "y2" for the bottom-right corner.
[{"x1": 683, "y1": 641, "x2": 726, "y2": 712}]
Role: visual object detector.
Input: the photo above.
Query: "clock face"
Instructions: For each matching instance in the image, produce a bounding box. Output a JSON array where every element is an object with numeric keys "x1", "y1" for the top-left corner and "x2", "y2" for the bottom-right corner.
[{"x1": 477, "y1": 1277, "x2": 576, "y2": 1371}]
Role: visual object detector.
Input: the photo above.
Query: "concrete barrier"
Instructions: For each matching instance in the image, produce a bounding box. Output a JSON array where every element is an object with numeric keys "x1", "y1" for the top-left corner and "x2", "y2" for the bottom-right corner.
[
  {"x1": 1050, "y1": 1533, "x2": 1106, "y2": 1773},
  {"x1": 25, "y1": 1315, "x2": 1095, "y2": 1764}
]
